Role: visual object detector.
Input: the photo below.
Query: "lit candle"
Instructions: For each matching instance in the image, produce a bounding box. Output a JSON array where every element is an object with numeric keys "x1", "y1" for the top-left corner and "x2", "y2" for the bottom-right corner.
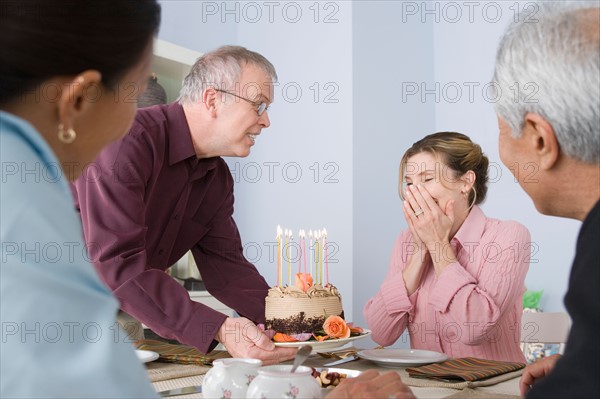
[
  {"x1": 302, "y1": 229, "x2": 307, "y2": 274},
  {"x1": 319, "y1": 230, "x2": 324, "y2": 285},
  {"x1": 309, "y1": 230, "x2": 313, "y2": 278},
  {"x1": 276, "y1": 225, "x2": 282, "y2": 287},
  {"x1": 298, "y1": 229, "x2": 303, "y2": 275},
  {"x1": 324, "y1": 228, "x2": 329, "y2": 285},
  {"x1": 315, "y1": 230, "x2": 321, "y2": 285},
  {"x1": 286, "y1": 229, "x2": 291, "y2": 286}
]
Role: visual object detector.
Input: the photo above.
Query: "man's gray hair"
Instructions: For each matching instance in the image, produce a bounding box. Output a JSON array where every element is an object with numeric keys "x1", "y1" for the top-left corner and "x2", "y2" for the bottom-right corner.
[
  {"x1": 492, "y1": 1, "x2": 599, "y2": 164},
  {"x1": 177, "y1": 45, "x2": 277, "y2": 105}
]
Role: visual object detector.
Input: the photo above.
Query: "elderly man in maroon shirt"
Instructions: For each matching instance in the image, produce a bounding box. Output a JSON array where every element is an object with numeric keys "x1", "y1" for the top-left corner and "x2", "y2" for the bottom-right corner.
[{"x1": 72, "y1": 46, "x2": 296, "y2": 364}]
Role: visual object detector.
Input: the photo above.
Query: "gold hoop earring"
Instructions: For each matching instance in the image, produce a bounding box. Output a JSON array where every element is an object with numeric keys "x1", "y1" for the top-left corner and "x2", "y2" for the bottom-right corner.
[{"x1": 58, "y1": 124, "x2": 76, "y2": 144}]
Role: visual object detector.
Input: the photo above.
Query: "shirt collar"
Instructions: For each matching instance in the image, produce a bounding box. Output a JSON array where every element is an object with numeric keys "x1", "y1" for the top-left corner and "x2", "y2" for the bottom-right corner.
[
  {"x1": 0, "y1": 111, "x2": 70, "y2": 194},
  {"x1": 453, "y1": 205, "x2": 486, "y2": 247},
  {"x1": 165, "y1": 102, "x2": 196, "y2": 166},
  {"x1": 163, "y1": 103, "x2": 218, "y2": 177},
  {"x1": 1, "y1": 111, "x2": 57, "y2": 165},
  {"x1": 164, "y1": 102, "x2": 218, "y2": 169}
]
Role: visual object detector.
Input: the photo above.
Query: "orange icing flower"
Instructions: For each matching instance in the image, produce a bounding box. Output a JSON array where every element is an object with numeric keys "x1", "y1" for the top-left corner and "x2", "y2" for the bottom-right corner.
[
  {"x1": 294, "y1": 273, "x2": 314, "y2": 292},
  {"x1": 323, "y1": 315, "x2": 350, "y2": 339}
]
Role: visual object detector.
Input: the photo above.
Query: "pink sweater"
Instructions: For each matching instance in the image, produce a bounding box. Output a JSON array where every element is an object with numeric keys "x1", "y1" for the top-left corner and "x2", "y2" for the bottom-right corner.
[{"x1": 364, "y1": 206, "x2": 529, "y2": 363}]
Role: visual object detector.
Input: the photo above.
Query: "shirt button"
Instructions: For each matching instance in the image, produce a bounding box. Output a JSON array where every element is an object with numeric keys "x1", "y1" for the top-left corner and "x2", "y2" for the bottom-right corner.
[{"x1": 158, "y1": 249, "x2": 164, "y2": 255}]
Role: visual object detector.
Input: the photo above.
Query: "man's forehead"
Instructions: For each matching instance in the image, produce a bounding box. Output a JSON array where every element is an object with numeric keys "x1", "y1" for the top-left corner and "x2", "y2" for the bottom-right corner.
[
  {"x1": 239, "y1": 82, "x2": 273, "y2": 103},
  {"x1": 239, "y1": 63, "x2": 271, "y2": 81},
  {"x1": 237, "y1": 65, "x2": 274, "y2": 100}
]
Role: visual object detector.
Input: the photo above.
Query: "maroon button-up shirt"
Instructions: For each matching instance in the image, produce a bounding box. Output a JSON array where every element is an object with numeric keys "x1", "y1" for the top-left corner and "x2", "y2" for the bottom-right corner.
[{"x1": 72, "y1": 103, "x2": 269, "y2": 353}]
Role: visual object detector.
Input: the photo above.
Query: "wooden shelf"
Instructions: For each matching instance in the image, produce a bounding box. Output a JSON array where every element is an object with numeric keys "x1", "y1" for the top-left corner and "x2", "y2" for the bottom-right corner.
[{"x1": 151, "y1": 39, "x2": 202, "y2": 102}]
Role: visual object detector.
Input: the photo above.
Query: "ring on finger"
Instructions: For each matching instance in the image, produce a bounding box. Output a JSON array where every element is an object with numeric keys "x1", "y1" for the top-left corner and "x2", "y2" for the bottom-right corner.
[{"x1": 414, "y1": 209, "x2": 424, "y2": 217}]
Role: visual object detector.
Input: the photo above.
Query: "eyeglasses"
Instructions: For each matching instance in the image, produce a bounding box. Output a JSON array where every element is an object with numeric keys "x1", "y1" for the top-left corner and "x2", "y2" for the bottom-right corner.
[{"x1": 215, "y1": 89, "x2": 269, "y2": 116}]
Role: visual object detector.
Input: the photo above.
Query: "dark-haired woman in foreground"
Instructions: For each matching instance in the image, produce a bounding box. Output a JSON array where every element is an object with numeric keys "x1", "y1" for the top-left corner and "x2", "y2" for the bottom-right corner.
[
  {"x1": 365, "y1": 132, "x2": 530, "y2": 363},
  {"x1": 0, "y1": 1, "x2": 160, "y2": 397}
]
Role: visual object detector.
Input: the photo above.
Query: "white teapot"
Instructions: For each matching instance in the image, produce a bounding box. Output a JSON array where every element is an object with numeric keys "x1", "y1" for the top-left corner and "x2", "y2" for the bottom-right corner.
[
  {"x1": 202, "y1": 358, "x2": 262, "y2": 398},
  {"x1": 246, "y1": 365, "x2": 322, "y2": 399}
]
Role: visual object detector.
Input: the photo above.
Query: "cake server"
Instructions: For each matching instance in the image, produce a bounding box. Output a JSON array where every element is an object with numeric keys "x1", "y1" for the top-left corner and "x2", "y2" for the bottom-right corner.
[
  {"x1": 157, "y1": 385, "x2": 202, "y2": 397},
  {"x1": 323, "y1": 354, "x2": 359, "y2": 366}
]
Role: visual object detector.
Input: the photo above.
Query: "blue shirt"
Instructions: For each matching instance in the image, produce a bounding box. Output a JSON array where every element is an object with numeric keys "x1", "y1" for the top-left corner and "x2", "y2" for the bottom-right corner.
[{"x1": 0, "y1": 112, "x2": 157, "y2": 398}]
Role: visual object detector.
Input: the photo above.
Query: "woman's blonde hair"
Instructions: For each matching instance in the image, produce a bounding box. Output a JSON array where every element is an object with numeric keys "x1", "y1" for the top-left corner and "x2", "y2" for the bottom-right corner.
[{"x1": 398, "y1": 132, "x2": 489, "y2": 208}]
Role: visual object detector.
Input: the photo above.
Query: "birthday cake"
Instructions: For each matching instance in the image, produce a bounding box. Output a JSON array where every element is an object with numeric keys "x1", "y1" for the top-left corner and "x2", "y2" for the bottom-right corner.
[
  {"x1": 266, "y1": 227, "x2": 353, "y2": 340},
  {"x1": 265, "y1": 283, "x2": 344, "y2": 336}
]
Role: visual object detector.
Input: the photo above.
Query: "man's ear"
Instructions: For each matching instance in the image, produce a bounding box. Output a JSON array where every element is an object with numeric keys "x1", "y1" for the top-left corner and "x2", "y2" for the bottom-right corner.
[
  {"x1": 522, "y1": 112, "x2": 560, "y2": 170},
  {"x1": 57, "y1": 70, "x2": 102, "y2": 132},
  {"x1": 202, "y1": 88, "x2": 218, "y2": 116}
]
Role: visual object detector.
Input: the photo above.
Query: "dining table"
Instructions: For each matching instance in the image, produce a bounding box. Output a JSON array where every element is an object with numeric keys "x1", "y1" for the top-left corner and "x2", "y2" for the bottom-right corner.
[{"x1": 144, "y1": 346, "x2": 523, "y2": 399}]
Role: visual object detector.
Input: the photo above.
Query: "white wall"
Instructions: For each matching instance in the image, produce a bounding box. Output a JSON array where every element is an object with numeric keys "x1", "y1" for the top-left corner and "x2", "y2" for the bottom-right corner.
[
  {"x1": 158, "y1": 0, "x2": 237, "y2": 52},
  {"x1": 157, "y1": 1, "x2": 578, "y2": 344},
  {"x1": 351, "y1": 1, "x2": 436, "y2": 348}
]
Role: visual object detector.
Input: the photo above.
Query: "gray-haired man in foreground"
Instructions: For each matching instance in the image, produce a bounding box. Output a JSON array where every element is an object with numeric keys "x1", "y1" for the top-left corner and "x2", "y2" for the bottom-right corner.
[
  {"x1": 493, "y1": 2, "x2": 599, "y2": 397},
  {"x1": 368, "y1": 3, "x2": 600, "y2": 398}
]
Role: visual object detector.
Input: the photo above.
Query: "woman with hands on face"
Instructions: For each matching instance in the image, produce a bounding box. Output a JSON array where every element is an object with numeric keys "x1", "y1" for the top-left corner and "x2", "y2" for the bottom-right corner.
[{"x1": 364, "y1": 132, "x2": 530, "y2": 362}]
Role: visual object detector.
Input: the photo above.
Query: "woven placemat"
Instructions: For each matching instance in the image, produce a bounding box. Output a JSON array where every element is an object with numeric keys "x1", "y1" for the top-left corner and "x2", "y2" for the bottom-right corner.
[
  {"x1": 151, "y1": 375, "x2": 204, "y2": 398},
  {"x1": 145, "y1": 361, "x2": 211, "y2": 382},
  {"x1": 135, "y1": 339, "x2": 230, "y2": 365}
]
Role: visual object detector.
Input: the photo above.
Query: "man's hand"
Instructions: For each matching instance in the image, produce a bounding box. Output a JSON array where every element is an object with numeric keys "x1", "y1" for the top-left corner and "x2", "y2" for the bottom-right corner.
[
  {"x1": 325, "y1": 370, "x2": 416, "y2": 399},
  {"x1": 520, "y1": 354, "x2": 561, "y2": 396},
  {"x1": 216, "y1": 317, "x2": 296, "y2": 365}
]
